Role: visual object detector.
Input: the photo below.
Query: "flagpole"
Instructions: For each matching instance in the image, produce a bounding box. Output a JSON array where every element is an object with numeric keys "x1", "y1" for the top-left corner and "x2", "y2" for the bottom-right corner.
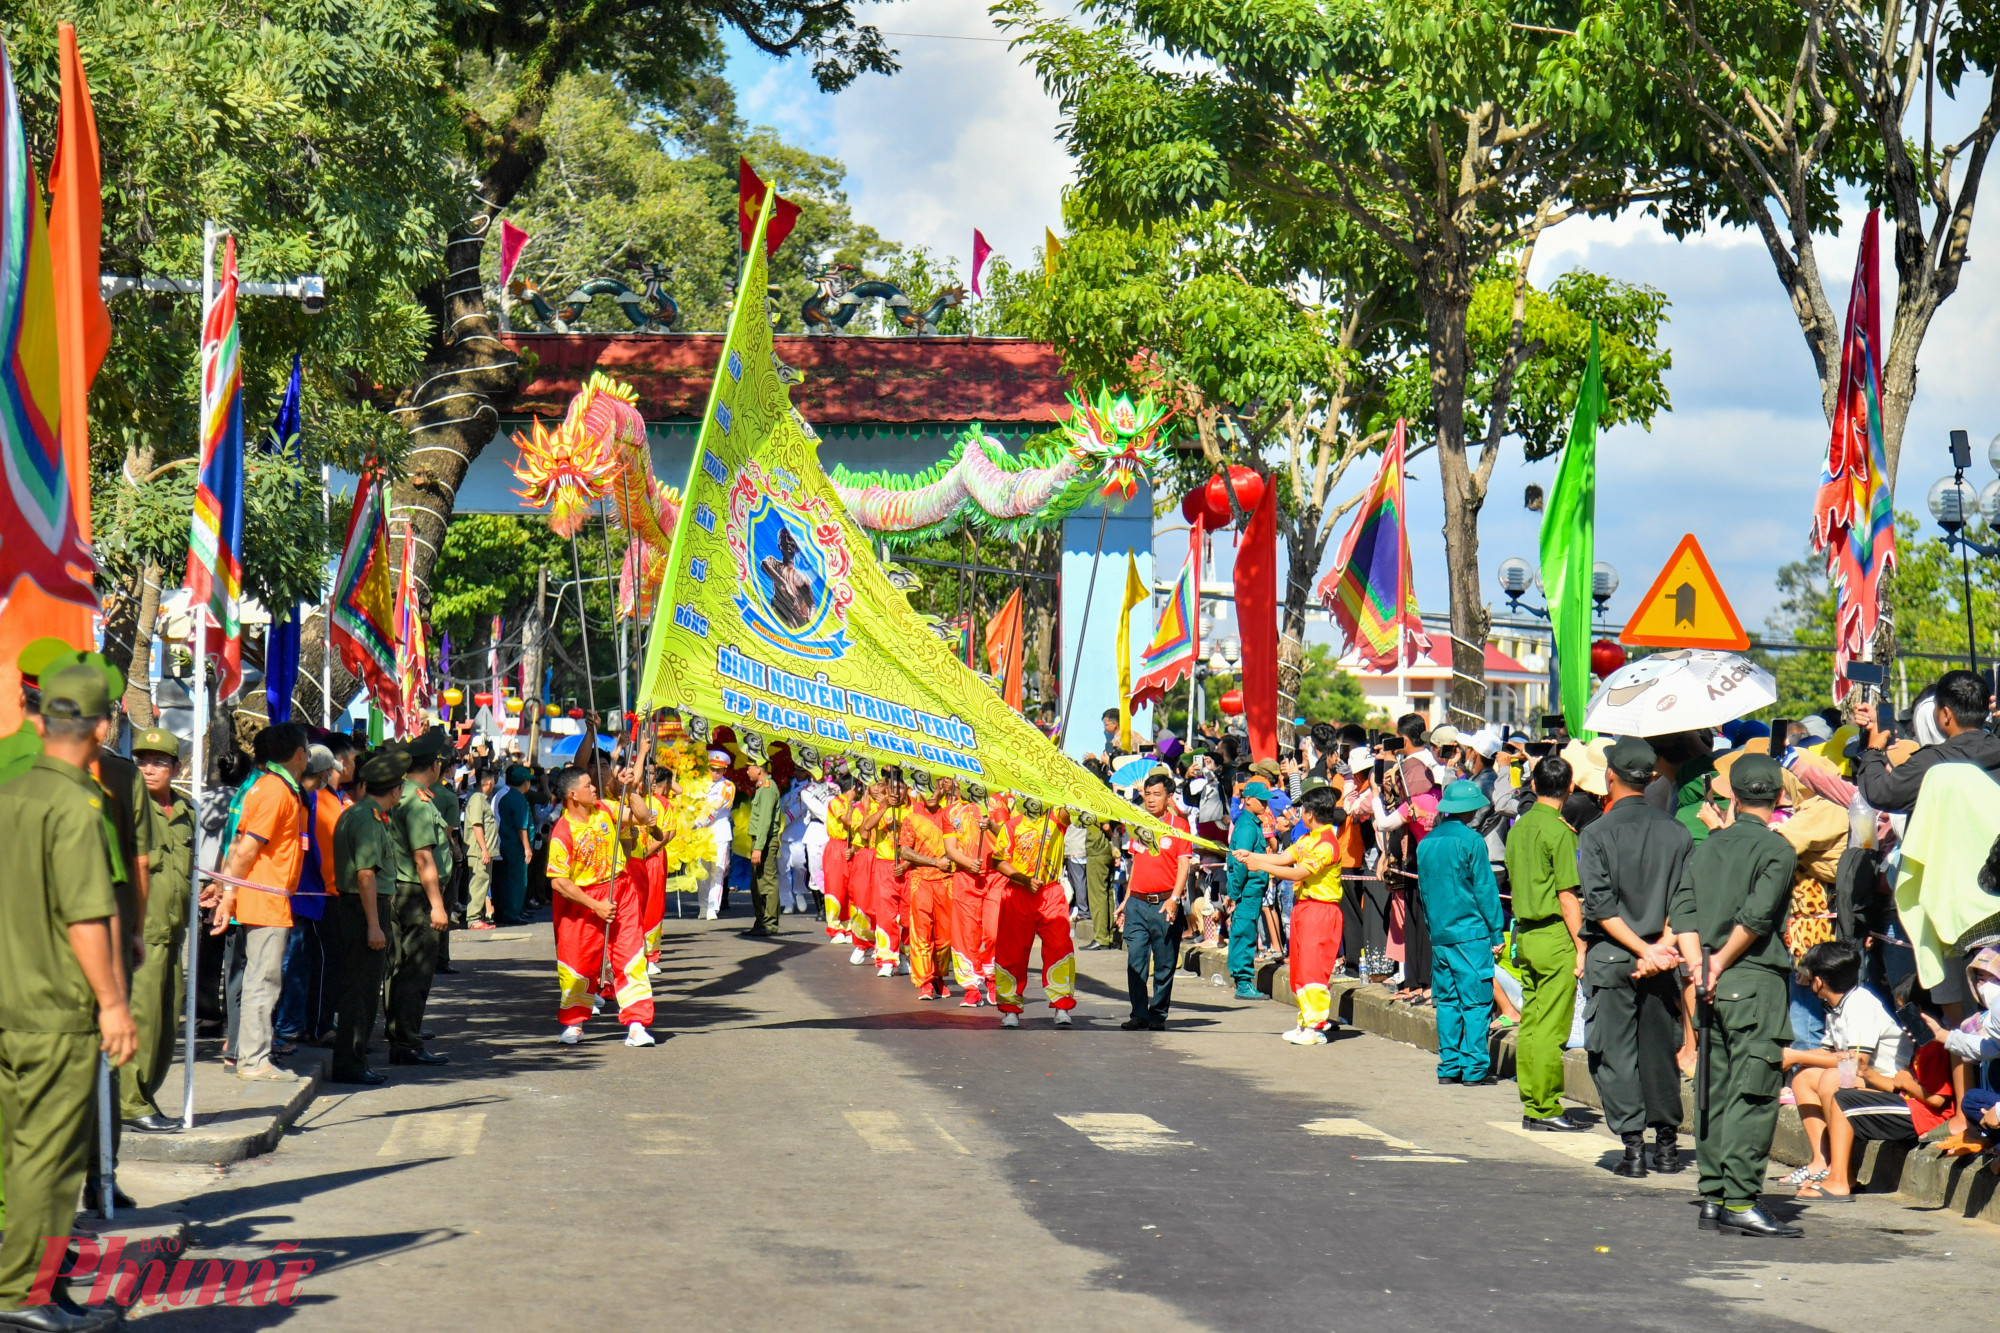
[
  {"x1": 181, "y1": 218, "x2": 219, "y2": 1131},
  {"x1": 322, "y1": 462, "x2": 333, "y2": 728}
]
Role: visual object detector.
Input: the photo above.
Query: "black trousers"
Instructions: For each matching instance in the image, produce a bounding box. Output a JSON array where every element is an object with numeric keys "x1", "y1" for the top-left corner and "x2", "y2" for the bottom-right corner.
[
  {"x1": 326, "y1": 893, "x2": 386, "y2": 1079},
  {"x1": 1403, "y1": 879, "x2": 1432, "y2": 990},
  {"x1": 1124, "y1": 895, "x2": 1183, "y2": 1023},
  {"x1": 1585, "y1": 951, "x2": 1686, "y2": 1137}
]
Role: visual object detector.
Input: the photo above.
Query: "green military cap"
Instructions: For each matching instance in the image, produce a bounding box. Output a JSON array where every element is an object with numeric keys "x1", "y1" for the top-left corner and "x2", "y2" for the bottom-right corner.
[
  {"x1": 17, "y1": 635, "x2": 77, "y2": 682},
  {"x1": 131, "y1": 727, "x2": 182, "y2": 760},
  {"x1": 405, "y1": 729, "x2": 446, "y2": 761},
  {"x1": 1242, "y1": 781, "x2": 1273, "y2": 801},
  {"x1": 1148, "y1": 763, "x2": 1174, "y2": 780},
  {"x1": 1604, "y1": 736, "x2": 1659, "y2": 786},
  {"x1": 1729, "y1": 753, "x2": 1784, "y2": 802},
  {"x1": 40, "y1": 662, "x2": 110, "y2": 721},
  {"x1": 506, "y1": 763, "x2": 532, "y2": 784},
  {"x1": 359, "y1": 749, "x2": 411, "y2": 785},
  {"x1": 45, "y1": 648, "x2": 125, "y2": 701}
]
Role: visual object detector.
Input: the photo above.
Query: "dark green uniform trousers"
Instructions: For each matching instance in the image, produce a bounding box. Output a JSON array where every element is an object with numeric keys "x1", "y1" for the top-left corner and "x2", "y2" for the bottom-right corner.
[
  {"x1": 1514, "y1": 920, "x2": 1577, "y2": 1121},
  {"x1": 384, "y1": 886, "x2": 438, "y2": 1054},
  {"x1": 752, "y1": 847, "x2": 781, "y2": 934},
  {"x1": 1697, "y1": 966, "x2": 1789, "y2": 1207},
  {"x1": 1086, "y1": 857, "x2": 1117, "y2": 947},
  {"x1": 121, "y1": 929, "x2": 185, "y2": 1120},
  {"x1": 1226, "y1": 885, "x2": 1261, "y2": 986},
  {"x1": 0, "y1": 1029, "x2": 95, "y2": 1308},
  {"x1": 327, "y1": 893, "x2": 386, "y2": 1079},
  {"x1": 1584, "y1": 946, "x2": 1685, "y2": 1136}
]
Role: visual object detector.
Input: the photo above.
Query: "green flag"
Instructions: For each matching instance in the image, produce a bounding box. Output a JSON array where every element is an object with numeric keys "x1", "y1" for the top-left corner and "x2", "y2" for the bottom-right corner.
[
  {"x1": 1540, "y1": 321, "x2": 1604, "y2": 740},
  {"x1": 633, "y1": 191, "x2": 1192, "y2": 843}
]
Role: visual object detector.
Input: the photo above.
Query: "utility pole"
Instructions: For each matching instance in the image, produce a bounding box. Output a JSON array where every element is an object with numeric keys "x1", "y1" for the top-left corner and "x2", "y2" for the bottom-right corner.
[{"x1": 524, "y1": 565, "x2": 547, "y2": 765}]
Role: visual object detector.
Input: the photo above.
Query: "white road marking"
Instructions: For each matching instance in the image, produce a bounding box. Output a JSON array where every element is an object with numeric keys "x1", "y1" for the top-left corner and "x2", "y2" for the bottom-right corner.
[
  {"x1": 845, "y1": 1111, "x2": 915, "y2": 1153},
  {"x1": 379, "y1": 1111, "x2": 486, "y2": 1158},
  {"x1": 1488, "y1": 1121, "x2": 1627, "y2": 1163},
  {"x1": 1350, "y1": 1154, "x2": 1466, "y2": 1163},
  {"x1": 1300, "y1": 1118, "x2": 1421, "y2": 1152},
  {"x1": 1058, "y1": 1113, "x2": 1196, "y2": 1153},
  {"x1": 627, "y1": 1112, "x2": 711, "y2": 1155},
  {"x1": 927, "y1": 1115, "x2": 971, "y2": 1155}
]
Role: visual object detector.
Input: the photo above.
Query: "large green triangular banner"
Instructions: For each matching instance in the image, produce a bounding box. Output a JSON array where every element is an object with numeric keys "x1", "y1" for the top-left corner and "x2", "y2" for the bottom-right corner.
[{"x1": 636, "y1": 194, "x2": 1184, "y2": 839}]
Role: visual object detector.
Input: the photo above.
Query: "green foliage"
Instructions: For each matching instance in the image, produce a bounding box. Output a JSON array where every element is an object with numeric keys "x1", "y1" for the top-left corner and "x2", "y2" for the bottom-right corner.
[
  {"x1": 1764, "y1": 512, "x2": 2000, "y2": 715},
  {"x1": 869, "y1": 246, "x2": 1041, "y2": 337},
  {"x1": 105, "y1": 451, "x2": 332, "y2": 612},
  {"x1": 1292, "y1": 644, "x2": 1372, "y2": 725},
  {"x1": 8, "y1": 0, "x2": 457, "y2": 478}
]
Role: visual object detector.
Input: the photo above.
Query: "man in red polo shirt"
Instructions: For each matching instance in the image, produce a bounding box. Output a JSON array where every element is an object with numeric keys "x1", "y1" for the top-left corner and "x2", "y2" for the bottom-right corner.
[{"x1": 1119, "y1": 767, "x2": 1195, "y2": 1030}]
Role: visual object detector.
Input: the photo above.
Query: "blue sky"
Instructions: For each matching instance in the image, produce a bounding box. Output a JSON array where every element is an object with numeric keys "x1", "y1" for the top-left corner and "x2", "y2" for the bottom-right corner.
[{"x1": 725, "y1": 5, "x2": 2000, "y2": 634}]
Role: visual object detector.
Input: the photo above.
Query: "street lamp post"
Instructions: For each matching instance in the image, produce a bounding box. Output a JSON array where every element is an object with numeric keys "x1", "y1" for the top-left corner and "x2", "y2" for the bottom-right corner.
[
  {"x1": 1931, "y1": 429, "x2": 1999, "y2": 671},
  {"x1": 1497, "y1": 557, "x2": 1619, "y2": 621}
]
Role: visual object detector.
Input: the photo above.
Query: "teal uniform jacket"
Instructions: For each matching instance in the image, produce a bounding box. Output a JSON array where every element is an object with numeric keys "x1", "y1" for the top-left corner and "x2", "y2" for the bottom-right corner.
[
  {"x1": 1414, "y1": 819, "x2": 1504, "y2": 949},
  {"x1": 1225, "y1": 811, "x2": 1267, "y2": 900}
]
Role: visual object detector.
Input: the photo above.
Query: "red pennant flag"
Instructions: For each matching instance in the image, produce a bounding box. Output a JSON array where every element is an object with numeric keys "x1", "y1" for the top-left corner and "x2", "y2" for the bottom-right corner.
[
  {"x1": 497, "y1": 218, "x2": 530, "y2": 287},
  {"x1": 971, "y1": 229, "x2": 992, "y2": 297},
  {"x1": 739, "y1": 157, "x2": 802, "y2": 257}
]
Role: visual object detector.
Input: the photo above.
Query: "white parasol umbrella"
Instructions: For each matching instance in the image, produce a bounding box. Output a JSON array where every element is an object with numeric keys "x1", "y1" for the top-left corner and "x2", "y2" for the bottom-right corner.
[{"x1": 1582, "y1": 649, "x2": 1777, "y2": 737}]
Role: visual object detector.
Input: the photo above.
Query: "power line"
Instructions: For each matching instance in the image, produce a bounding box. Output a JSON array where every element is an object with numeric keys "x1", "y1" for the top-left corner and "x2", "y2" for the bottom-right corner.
[{"x1": 877, "y1": 30, "x2": 1010, "y2": 43}]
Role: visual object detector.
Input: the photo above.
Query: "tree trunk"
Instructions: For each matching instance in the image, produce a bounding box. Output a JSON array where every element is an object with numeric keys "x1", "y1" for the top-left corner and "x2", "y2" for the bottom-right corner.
[
  {"x1": 120, "y1": 563, "x2": 163, "y2": 726},
  {"x1": 1422, "y1": 279, "x2": 1489, "y2": 730},
  {"x1": 292, "y1": 608, "x2": 355, "y2": 729},
  {"x1": 1879, "y1": 282, "x2": 1940, "y2": 491},
  {"x1": 523, "y1": 565, "x2": 548, "y2": 761}
]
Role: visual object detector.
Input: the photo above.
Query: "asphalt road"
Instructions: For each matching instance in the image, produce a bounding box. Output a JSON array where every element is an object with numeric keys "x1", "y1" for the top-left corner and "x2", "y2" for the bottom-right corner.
[{"x1": 117, "y1": 913, "x2": 1999, "y2": 1331}]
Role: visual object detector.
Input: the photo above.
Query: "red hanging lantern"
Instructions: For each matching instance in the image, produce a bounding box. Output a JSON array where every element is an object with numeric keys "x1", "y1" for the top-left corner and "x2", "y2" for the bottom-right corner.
[
  {"x1": 1217, "y1": 688, "x2": 1245, "y2": 716},
  {"x1": 1180, "y1": 489, "x2": 1209, "y2": 529},
  {"x1": 473, "y1": 691, "x2": 493, "y2": 708},
  {"x1": 1590, "y1": 639, "x2": 1627, "y2": 679},
  {"x1": 567, "y1": 707, "x2": 585, "y2": 720},
  {"x1": 1203, "y1": 465, "x2": 1264, "y2": 524}
]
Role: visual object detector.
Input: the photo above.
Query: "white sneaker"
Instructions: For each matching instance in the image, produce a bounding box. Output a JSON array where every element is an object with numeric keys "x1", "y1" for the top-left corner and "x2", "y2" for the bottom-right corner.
[
  {"x1": 1280, "y1": 1027, "x2": 1327, "y2": 1045},
  {"x1": 1000, "y1": 1013, "x2": 1020, "y2": 1029},
  {"x1": 624, "y1": 1023, "x2": 656, "y2": 1048},
  {"x1": 558, "y1": 1025, "x2": 583, "y2": 1045},
  {"x1": 645, "y1": 962, "x2": 662, "y2": 978},
  {"x1": 849, "y1": 946, "x2": 870, "y2": 965},
  {"x1": 590, "y1": 998, "x2": 603, "y2": 1016},
  {"x1": 875, "y1": 962, "x2": 895, "y2": 978},
  {"x1": 1054, "y1": 1011, "x2": 1073, "y2": 1028}
]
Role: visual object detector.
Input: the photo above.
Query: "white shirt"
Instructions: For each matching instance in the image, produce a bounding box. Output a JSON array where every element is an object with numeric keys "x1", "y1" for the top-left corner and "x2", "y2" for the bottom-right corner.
[{"x1": 1823, "y1": 985, "x2": 1911, "y2": 1076}]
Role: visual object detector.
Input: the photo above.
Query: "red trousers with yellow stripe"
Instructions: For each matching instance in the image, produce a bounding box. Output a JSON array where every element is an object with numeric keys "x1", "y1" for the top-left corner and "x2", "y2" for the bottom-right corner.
[
  {"x1": 846, "y1": 849, "x2": 877, "y2": 949},
  {"x1": 951, "y1": 871, "x2": 1000, "y2": 993},
  {"x1": 821, "y1": 836, "x2": 850, "y2": 937},
  {"x1": 636, "y1": 856, "x2": 666, "y2": 963},
  {"x1": 555, "y1": 876, "x2": 653, "y2": 1026},
  {"x1": 907, "y1": 874, "x2": 953, "y2": 989},
  {"x1": 1288, "y1": 898, "x2": 1344, "y2": 1030},
  {"x1": 994, "y1": 880, "x2": 1076, "y2": 1013},
  {"x1": 872, "y1": 857, "x2": 907, "y2": 963}
]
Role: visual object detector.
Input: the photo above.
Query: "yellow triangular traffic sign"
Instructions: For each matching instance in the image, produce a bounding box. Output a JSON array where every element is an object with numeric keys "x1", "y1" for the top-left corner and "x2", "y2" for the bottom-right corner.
[{"x1": 1618, "y1": 534, "x2": 1749, "y2": 650}]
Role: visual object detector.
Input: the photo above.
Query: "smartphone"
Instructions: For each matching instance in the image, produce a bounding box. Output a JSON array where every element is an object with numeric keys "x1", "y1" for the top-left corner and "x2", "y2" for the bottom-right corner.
[
  {"x1": 1895, "y1": 1001, "x2": 1928, "y2": 1039},
  {"x1": 1769, "y1": 717, "x2": 1791, "y2": 764}
]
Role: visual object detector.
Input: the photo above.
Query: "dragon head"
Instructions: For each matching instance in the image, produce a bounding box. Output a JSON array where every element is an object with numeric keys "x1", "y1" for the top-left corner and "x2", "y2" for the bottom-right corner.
[
  {"x1": 1057, "y1": 388, "x2": 1173, "y2": 500},
  {"x1": 508, "y1": 414, "x2": 614, "y2": 537}
]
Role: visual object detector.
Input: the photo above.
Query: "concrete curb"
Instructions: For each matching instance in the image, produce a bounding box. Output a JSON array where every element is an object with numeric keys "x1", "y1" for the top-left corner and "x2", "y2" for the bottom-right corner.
[
  {"x1": 122, "y1": 1050, "x2": 329, "y2": 1165},
  {"x1": 1181, "y1": 944, "x2": 1998, "y2": 1221}
]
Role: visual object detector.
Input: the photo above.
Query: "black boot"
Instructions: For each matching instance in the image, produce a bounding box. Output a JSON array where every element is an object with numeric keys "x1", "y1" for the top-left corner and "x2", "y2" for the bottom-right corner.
[
  {"x1": 1612, "y1": 1131, "x2": 1648, "y2": 1178},
  {"x1": 1714, "y1": 1202, "x2": 1803, "y2": 1238},
  {"x1": 1647, "y1": 1128, "x2": 1685, "y2": 1174}
]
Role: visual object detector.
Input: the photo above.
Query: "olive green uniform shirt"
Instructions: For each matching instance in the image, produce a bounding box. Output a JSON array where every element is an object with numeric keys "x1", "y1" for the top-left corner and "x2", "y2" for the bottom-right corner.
[
  {"x1": 390, "y1": 780, "x2": 450, "y2": 891},
  {"x1": 143, "y1": 795, "x2": 194, "y2": 944},
  {"x1": 1504, "y1": 801, "x2": 1580, "y2": 922},
  {"x1": 1669, "y1": 812, "x2": 1796, "y2": 975},
  {"x1": 431, "y1": 782, "x2": 463, "y2": 868},
  {"x1": 0, "y1": 721, "x2": 39, "y2": 784},
  {"x1": 746, "y1": 780, "x2": 779, "y2": 853},
  {"x1": 335, "y1": 802, "x2": 395, "y2": 898},
  {"x1": 0, "y1": 756, "x2": 119, "y2": 1032},
  {"x1": 96, "y1": 749, "x2": 151, "y2": 955}
]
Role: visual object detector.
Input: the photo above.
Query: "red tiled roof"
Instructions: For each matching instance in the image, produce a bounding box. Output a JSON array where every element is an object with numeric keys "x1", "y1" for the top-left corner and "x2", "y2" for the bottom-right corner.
[{"x1": 501, "y1": 333, "x2": 1072, "y2": 426}]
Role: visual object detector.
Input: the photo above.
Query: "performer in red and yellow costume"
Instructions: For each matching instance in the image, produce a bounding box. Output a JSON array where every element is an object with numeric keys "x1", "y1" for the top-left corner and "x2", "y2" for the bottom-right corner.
[
  {"x1": 845, "y1": 776, "x2": 882, "y2": 965},
  {"x1": 991, "y1": 795, "x2": 1076, "y2": 1029},
  {"x1": 623, "y1": 765, "x2": 673, "y2": 972},
  {"x1": 549, "y1": 766, "x2": 655, "y2": 1047},
  {"x1": 869, "y1": 769, "x2": 909, "y2": 976},
  {"x1": 897, "y1": 775, "x2": 955, "y2": 999},
  {"x1": 1234, "y1": 785, "x2": 1347, "y2": 1045},
  {"x1": 945, "y1": 781, "x2": 1003, "y2": 1007},
  {"x1": 821, "y1": 775, "x2": 856, "y2": 943}
]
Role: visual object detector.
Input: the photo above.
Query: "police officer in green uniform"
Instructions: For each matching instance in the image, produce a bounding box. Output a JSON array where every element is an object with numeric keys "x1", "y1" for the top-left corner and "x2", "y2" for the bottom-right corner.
[
  {"x1": 428, "y1": 740, "x2": 465, "y2": 973},
  {"x1": 744, "y1": 753, "x2": 781, "y2": 936},
  {"x1": 385, "y1": 734, "x2": 451, "y2": 1064},
  {"x1": 122, "y1": 728, "x2": 194, "y2": 1133},
  {"x1": 327, "y1": 750, "x2": 407, "y2": 1086},
  {"x1": 0, "y1": 663, "x2": 138, "y2": 1333},
  {"x1": 1670, "y1": 752, "x2": 1803, "y2": 1238}
]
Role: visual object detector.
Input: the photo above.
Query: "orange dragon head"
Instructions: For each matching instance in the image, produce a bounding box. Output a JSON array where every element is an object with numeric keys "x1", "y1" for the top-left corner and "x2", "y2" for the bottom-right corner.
[{"x1": 508, "y1": 414, "x2": 614, "y2": 537}]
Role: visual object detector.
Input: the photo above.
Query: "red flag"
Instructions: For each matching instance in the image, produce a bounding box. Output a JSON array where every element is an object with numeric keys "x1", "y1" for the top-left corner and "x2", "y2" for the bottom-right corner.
[
  {"x1": 983, "y1": 588, "x2": 1026, "y2": 711},
  {"x1": 738, "y1": 157, "x2": 802, "y2": 257},
  {"x1": 497, "y1": 218, "x2": 530, "y2": 287},
  {"x1": 971, "y1": 229, "x2": 993, "y2": 297}
]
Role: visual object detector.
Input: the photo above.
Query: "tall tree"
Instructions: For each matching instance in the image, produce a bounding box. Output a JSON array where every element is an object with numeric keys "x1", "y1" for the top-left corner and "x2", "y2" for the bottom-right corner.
[
  {"x1": 1628, "y1": 0, "x2": 2000, "y2": 486},
  {"x1": 1001, "y1": 0, "x2": 1676, "y2": 724}
]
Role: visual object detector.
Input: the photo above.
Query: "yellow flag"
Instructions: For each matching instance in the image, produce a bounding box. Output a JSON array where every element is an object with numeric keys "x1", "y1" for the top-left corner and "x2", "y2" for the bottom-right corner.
[
  {"x1": 636, "y1": 193, "x2": 1190, "y2": 842},
  {"x1": 1044, "y1": 227, "x2": 1062, "y2": 282},
  {"x1": 1116, "y1": 553, "x2": 1146, "y2": 751}
]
